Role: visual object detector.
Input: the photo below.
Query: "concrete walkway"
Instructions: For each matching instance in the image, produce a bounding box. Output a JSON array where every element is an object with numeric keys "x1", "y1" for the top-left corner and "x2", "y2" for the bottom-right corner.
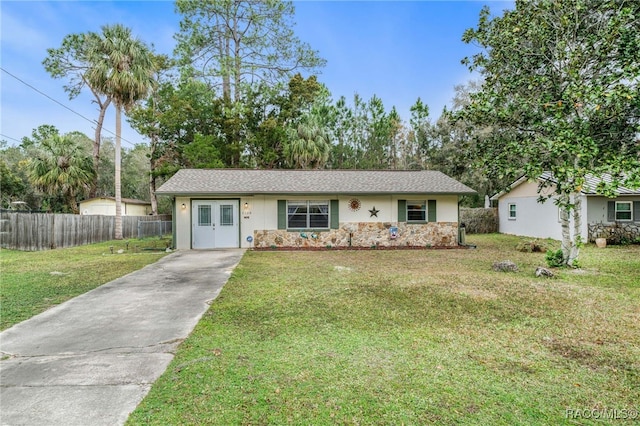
[{"x1": 0, "y1": 249, "x2": 245, "y2": 426}]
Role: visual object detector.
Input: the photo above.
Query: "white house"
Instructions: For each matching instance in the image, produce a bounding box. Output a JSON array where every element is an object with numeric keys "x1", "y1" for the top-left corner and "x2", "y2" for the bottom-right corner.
[
  {"x1": 156, "y1": 169, "x2": 476, "y2": 250},
  {"x1": 78, "y1": 197, "x2": 152, "y2": 216},
  {"x1": 491, "y1": 174, "x2": 640, "y2": 242}
]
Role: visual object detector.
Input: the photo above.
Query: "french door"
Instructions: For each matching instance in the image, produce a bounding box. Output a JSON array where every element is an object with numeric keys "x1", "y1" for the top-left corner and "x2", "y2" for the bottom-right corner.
[{"x1": 192, "y1": 200, "x2": 239, "y2": 248}]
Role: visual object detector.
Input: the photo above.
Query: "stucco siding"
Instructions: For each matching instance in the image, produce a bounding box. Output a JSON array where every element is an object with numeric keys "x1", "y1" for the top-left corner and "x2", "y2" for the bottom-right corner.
[
  {"x1": 175, "y1": 194, "x2": 460, "y2": 249},
  {"x1": 495, "y1": 175, "x2": 640, "y2": 242},
  {"x1": 505, "y1": 180, "x2": 556, "y2": 198},
  {"x1": 587, "y1": 196, "x2": 640, "y2": 224},
  {"x1": 498, "y1": 194, "x2": 588, "y2": 241},
  {"x1": 79, "y1": 198, "x2": 150, "y2": 216},
  {"x1": 587, "y1": 197, "x2": 611, "y2": 224},
  {"x1": 80, "y1": 199, "x2": 114, "y2": 215},
  {"x1": 498, "y1": 196, "x2": 562, "y2": 240},
  {"x1": 125, "y1": 204, "x2": 150, "y2": 216},
  {"x1": 174, "y1": 197, "x2": 191, "y2": 249}
]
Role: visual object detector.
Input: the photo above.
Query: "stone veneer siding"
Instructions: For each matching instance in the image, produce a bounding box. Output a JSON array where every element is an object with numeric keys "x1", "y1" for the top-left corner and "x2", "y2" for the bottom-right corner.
[
  {"x1": 253, "y1": 222, "x2": 459, "y2": 248},
  {"x1": 588, "y1": 222, "x2": 640, "y2": 244}
]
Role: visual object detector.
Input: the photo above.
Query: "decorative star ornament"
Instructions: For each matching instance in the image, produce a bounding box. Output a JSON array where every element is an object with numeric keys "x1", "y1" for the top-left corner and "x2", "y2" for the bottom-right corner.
[{"x1": 369, "y1": 206, "x2": 380, "y2": 217}]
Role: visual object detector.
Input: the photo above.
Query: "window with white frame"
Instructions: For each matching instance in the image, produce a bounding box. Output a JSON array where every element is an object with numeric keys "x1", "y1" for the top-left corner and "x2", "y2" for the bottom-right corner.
[
  {"x1": 407, "y1": 200, "x2": 426, "y2": 222},
  {"x1": 220, "y1": 205, "x2": 234, "y2": 226},
  {"x1": 615, "y1": 201, "x2": 632, "y2": 221},
  {"x1": 287, "y1": 201, "x2": 329, "y2": 229},
  {"x1": 198, "y1": 205, "x2": 211, "y2": 226},
  {"x1": 558, "y1": 206, "x2": 569, "y2": 223},
  {"x1": 508, "y1": 203, "x2": 517, "y2": 220}
]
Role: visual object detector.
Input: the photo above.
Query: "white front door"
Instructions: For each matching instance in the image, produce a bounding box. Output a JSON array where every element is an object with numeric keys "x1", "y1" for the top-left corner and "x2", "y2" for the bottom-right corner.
[
  {"x1": 192, "y1": 200, "x2": 239, "y2": 249},
  {"x1": 214, "y1": 201, "x2": 239, "y2": 248}
]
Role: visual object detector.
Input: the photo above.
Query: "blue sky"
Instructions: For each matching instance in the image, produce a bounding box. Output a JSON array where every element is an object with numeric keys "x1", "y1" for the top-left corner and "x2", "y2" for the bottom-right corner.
[{"x1": 0, "y1": 1, "x2": 513, "y2": 148}]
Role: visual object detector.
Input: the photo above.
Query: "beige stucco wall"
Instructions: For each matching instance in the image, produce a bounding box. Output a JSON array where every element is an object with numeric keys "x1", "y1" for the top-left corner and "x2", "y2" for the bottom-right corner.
[
  {"x1": 174, "y1": 196, "x2": 192, "y2": 250},
  {"x1": 173, "y1": 194, "x2": 460, "y2": 249},
  {"x1": 503, "y1": 180, "x2": 556, "y2": 198},
  {"x1": 79, "y1": 199, "x2": 150, "y2": 216},
  {"x1": 260, "y1": 195, "x2": 459, "y2": 223},
  {"x1": 125, "y1": 204, "x2": 151, "y2": 216}
]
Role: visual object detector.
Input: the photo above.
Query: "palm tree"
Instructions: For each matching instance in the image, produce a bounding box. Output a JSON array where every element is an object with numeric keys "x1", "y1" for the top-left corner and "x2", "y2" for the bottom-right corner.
[
  {"x1": 85, "y1": 24, "x2": 156, "y2": 239},
  {"x1": 43, "y1": 31, "x2": 113, "y2": 199},
  {"x1": 28, "y1": 135, "x2": 95, "y2": 213},
  {"x1": 285, "y1": 115, "x2": 331, "y2": 169}
]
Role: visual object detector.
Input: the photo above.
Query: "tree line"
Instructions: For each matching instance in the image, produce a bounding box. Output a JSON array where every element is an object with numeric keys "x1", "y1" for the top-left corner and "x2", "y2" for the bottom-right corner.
[
  {"x1": 2, "y1": 0, "x2": 639, "y2": 266},
  {"x1": 0, "y1": 126, "x2": 161, "y2": 214},
  {"x1": 1, "y1": 0, "x2": 497, "y2": 218}
]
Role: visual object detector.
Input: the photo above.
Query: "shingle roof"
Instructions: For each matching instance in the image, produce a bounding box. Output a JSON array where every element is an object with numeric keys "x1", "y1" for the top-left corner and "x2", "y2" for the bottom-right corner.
[
  {"x1": 156, "y1": 169, "x2": 477, "y2": 195},
  {"x1": 491, "y1": 172, "x2": 640, "y2": 200},
  {"x1": 539, "y1": 172, "x2": 640, "y2": 195}
]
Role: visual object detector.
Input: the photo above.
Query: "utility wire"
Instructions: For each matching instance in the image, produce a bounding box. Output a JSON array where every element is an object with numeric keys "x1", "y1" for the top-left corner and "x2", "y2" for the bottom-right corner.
[
  {"x1": 0, "y1": 133, "x2": 22, "y2": 144},
  {"x1": 1, "y1": 67, "x2": 140, "y2": 147}
]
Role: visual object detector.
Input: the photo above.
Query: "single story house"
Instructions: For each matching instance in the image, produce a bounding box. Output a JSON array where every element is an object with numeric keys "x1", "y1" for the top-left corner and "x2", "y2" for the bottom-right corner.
[
  {"x1": 491, "y1": 173, "x2": 640, "y2": 242},
  {"x1": 79, "y1": 197, "x2": 152, "y2": 216},
  {"x1": 156, "y1": 169, "x2": 476, "y2": 250}
]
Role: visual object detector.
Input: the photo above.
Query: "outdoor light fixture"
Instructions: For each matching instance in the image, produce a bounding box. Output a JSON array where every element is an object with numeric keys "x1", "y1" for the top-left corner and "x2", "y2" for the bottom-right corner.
[
  {"x1": 244, "y1": 202, "x2": 249, "y2": 209},
  {"x1": 181, "y1": 203, "x2": 186, "y2": 210}
]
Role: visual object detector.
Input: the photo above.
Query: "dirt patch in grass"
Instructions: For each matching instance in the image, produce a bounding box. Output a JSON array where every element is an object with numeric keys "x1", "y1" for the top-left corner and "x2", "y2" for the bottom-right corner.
[
  {"x1": 546, "y1": 338, "x2": 605, "y2": 368},
  {"x1": 127, "y1": 234, "x2": 640, "y2": 425}
]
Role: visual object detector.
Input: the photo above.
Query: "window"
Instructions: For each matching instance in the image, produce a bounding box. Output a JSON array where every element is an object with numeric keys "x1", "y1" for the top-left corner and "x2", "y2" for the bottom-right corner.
[
  {"x1": 220, "y1": 205, "x2": 234, "y2": 226},
  {"x1": 558, "y1": 206, "x2": 569, "y2": 223},
  {"x1": 615, "y1": 201, "x2": 632, "y2": 221},
  {"x1": 287, "y1": 201, "x2": 329, "y2": 229},
  {"x1": 398, "y1": 199, "x2": 436, "y2": 222},
  {"x1": 508, "y1": 203, "x2": 517, "y2": 220},
  {"x1": 198, "y1": 205, "x2": 211, "y2": 226},
  {"x1": 407, "y1": 201, "x2": 426, "y2": 222}
]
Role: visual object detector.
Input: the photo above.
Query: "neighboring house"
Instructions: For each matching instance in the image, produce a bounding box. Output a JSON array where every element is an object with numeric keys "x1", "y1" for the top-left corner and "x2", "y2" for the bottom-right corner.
[
  {"x1": 79, "y1": 197, "x2": 152, "y2": 216},
  {"x1": 491, "y1": 173, "x2": 640, "y2": 242},
  {"x1": 155, "y1": 169, "x2": 476, "y2": 250}
]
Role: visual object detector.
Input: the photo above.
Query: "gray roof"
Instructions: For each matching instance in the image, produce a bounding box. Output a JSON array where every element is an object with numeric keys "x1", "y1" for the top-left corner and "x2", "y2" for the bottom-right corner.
[
  {"x1": 491, "y1": 172, "x2": 640, "y2": 200},
  {"x1": 156, "y1": 169, "x2": 477, "y2": 196},
  {"x1": 539, "y1": 172, "x2": 640, "y2": 195}
]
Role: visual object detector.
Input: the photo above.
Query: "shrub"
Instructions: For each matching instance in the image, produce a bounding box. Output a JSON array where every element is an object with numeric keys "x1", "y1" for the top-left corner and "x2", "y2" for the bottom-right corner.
[{"x1": 545, "y1": 249, "x2": 564, "y2": 268}]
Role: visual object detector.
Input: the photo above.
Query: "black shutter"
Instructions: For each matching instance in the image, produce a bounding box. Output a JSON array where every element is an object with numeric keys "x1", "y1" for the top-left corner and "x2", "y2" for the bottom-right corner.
[{"x1": 634, "y1": 201, "x2": 640, "y2": 222}]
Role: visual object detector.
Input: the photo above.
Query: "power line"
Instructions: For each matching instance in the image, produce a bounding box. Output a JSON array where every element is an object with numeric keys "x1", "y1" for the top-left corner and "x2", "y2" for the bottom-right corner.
[
  {"x1": 0, "y1": 133, "x2": 22, "y2": 144},
  {"x1": 1, "y1": 67, "x2": 140, "y2": 148}
]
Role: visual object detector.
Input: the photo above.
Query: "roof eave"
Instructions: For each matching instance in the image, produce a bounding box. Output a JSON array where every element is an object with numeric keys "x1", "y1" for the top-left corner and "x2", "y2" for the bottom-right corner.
[{"x1": 157, "y1": 190, "x2": 477, "y2": 197}]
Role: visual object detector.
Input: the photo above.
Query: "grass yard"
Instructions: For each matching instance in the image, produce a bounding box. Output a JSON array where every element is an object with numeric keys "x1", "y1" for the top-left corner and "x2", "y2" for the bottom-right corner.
[
  {"x1": 128, "y1": 234, "x2": 639, "y2": 425},
  {"x1": 0, "y1": 237, "x2": 170, "y2": 330}
]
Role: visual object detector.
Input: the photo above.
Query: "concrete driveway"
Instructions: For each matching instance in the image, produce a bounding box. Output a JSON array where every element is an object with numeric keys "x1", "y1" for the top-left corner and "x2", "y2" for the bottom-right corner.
[{"x1": 0, "y1": 249, "x2": 245, "y2": 426}]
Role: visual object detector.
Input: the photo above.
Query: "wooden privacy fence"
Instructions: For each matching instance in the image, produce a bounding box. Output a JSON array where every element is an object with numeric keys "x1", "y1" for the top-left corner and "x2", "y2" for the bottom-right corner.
[{"x1": 0, "y1": 212, "x2": 172, "y2": 251}]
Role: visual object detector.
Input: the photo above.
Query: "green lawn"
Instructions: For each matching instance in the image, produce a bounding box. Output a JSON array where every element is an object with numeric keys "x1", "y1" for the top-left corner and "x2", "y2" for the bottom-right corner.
[
  {"x1": 128, "y1": 234, "x2": 639, "y2": 425},
  {"x1": 0, "y1": 238, "x2": 170, "y2": 330}
]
